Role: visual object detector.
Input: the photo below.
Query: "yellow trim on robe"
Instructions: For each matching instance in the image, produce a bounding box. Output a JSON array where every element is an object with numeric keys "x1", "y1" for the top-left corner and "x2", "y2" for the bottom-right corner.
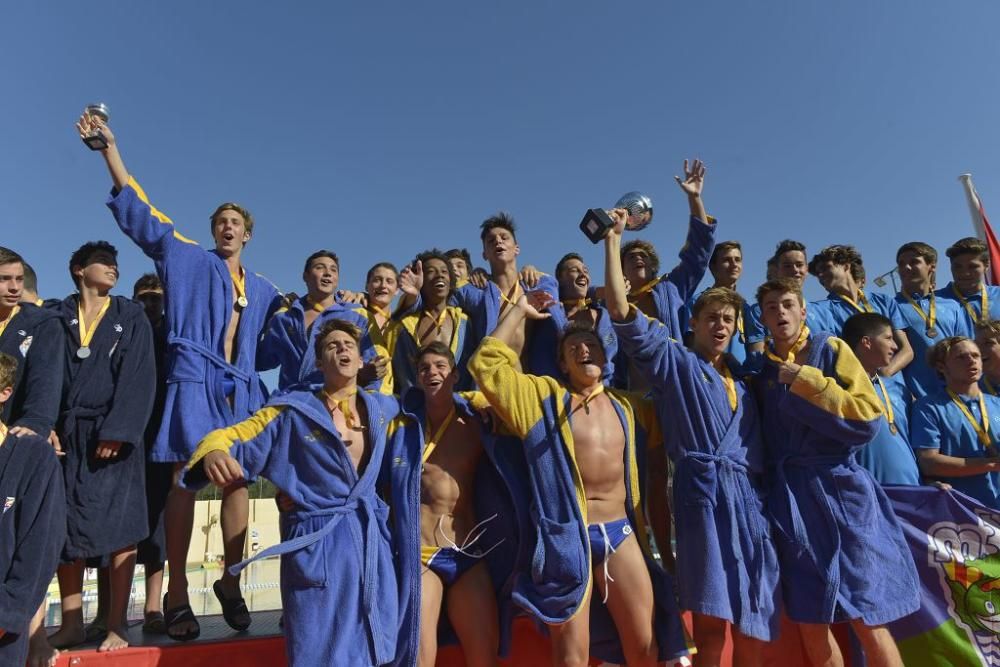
[
  {"x1": 129, "y1": 176, "x2": 199, "y2": 245},
  {"x1": 789, "y1": 337, "x2": 884, "y2": 423},
  {"x1": 186, "y1": 405, "x2": 286, "y2": 470}
]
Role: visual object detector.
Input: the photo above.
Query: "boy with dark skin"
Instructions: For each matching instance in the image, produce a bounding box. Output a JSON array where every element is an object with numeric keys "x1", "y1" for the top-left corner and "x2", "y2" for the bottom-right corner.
[{"x1": 415, "y1": 343, "x2": 499, "y2": 667}]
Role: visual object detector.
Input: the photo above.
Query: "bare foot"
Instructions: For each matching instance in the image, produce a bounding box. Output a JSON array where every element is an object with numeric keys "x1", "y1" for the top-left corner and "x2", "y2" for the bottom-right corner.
[
  {"x1": 46, "y1": 624, "x2": 86, "y2": 650},
  {"x1": 98, "y1": 627, "x2": 130, "y2": 652},
  {"x1": 27, "y1": 632, "x2": 60, "y2": 667}
]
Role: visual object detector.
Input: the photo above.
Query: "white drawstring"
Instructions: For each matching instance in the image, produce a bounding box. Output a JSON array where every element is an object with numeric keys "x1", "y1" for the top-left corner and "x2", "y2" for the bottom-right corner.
[
  {"x1": 435, "y1": 513, "x2": 506, "y2": 559},
  {"x1": 598, "y1": 522, "x2": 618, "y2": 604}
]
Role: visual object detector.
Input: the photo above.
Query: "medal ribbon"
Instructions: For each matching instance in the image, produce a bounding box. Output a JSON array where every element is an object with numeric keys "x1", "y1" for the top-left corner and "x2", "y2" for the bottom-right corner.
[
  {"x1": 952, "y1": 283, "x2": 988, "y2": 325},
  {"x1": 903, "y1": 290, "x2": 937, "y2": 332},
  {"x1": 305, "y1": 296, "x2": 328, "y2": 313},
  {"x1": 323, "y1": 387, "x2": 359, "y2": 431},
  {"x1": 629, "y1": 277, "x2": 661, "y2": 299},
  {"x1": 562, "y1": 298, "x2": 592, "y2": 314},
  {"x1": 498, "y1": 282, "x2": 523, "y2": 315},
  {"x1": 571, "y1": 384, "x2": 606, "y2": 415},
  {"x1": 77, "y1": 298, "x2": 111, "y2": 350},
  {"x1": 765, "y1": 325, "x2": 811, "y2": 365},
  {"x1": 230, "y1": 266, "x2": 247, "y2": 305},
  {"x1": 716, "y1": 361, "x2": 738, "y2": 413},
  {"x1": 0, "y1": 305, "x2": 20, "y2": 339},
  {"x1": 0, "y1": 422, "x2": 6, "y2": 443},
  {"x1": 947, "y1": 389, "x2": 995, "y2": 452},
  {"x1": 985, "y1": 377, "x2": 999, "y2": 397},
  {"x1": 422, "y1": 405, "x2": 457, "y2": 464},
  {"x1": 874, "y1": 375, "x2": 897, "y2": 435},
  {"x1": 840, "y1": 289, "x2": 874, "y2": 314}
]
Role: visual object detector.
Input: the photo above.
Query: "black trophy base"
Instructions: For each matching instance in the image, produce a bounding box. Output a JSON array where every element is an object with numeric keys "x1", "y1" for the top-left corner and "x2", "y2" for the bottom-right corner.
[
  {"x1": 579, "y1": 208, "x2": 614, "y2": 244},
  {"x1": 82, "y1": 131, "x2": 108, "y2": 151}
]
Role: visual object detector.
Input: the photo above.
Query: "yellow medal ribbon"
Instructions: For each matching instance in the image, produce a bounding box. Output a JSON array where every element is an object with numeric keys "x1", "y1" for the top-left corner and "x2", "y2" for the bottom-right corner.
[
  {"x1": 571, "y1": 384, "x2": 605, "y2": 415},
  {"x1": 765, "y1": 325, "x2": 811, "y2": 365},
  {"x1": 873, "y1": 375, "x2": 898, "y2": 435},
  {"x1": 628, "y1": 277, "x2": 661, "y2": 300},
  {"x1": 562, "y1": 298, "x2": 592, "y2": 313},
  {"x1": 947, "y1": 389, "x2": 997, "y2": 454},
  {"x1": 952, "y1": 283, "x2": 988, "y2": 325},
  {"x1": 77, "y1": 298, "x2": 111, "y2": 350},
  {"x1": 498, "y1": 282, "x2": 523, "y2": 316},
  {"x1": 985, "y1": 377, "x2": 999, "y2": 397},
  {"x1": 903, "y1": 290, "x2": 937, "y2": 332},
  {"x1": 230, "y1": 266, "x2": 248, "y2": 308},
  {"x1": 304, "y1": 296, "x2": 328, "y2": 313},
  {"x1": 367, "y1": 305, "x2": 391, "y2": 339},
  {"x1": 422, "y1": 405, "x2": 457, "y2": 464},
  {"x1": 736, "y1": 309, "x2": 745, "y2": 343},
  {"x1": 322, "y1": 387, "x2": 359, "y2": 431},
  {"x1": 716, "y1": 361, "x2": 738, "y2": 413},
  {"x1": 839, "y1": 289, "x2": 875, "y2": 314},
  {"x1": 0, "y1": 421, "x2": 7, "y2": 443},
  {"x1": 0, "y1": 304, "x2": 21, "y2": 339}
]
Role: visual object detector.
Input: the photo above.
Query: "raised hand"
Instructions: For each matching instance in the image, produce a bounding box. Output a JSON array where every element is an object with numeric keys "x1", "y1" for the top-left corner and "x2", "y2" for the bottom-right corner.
[
  {"x1": 203, "y1": 450, "x2": 245, "y2": 487},
  {"x1": 777, "y1": 361, "x2": 802, "y2": 385},
  {"x1": 336, "y1": 289, "x2": 367, "y2": 306},
  {"x1": 398, "y1": 260, "x2": 424, "y2": 297},
  {"x1": 674, "y1": 158, "x2": 706, "y2": 198},
  {"x1": 519, "y1": 265, "x2": 541, "y2": 288},
  {"x1": 519, "y1": 291, "x2": 555, "y2": 320},
  {"x1": 469, "y1": 268, "x2": 490, "y2": 289},
  {"x1": 75, "y1": 112, "x2": 116, "y2": 149},
  {"x1": 608, "y1": 208, "x2": 628, "y2": 238}
]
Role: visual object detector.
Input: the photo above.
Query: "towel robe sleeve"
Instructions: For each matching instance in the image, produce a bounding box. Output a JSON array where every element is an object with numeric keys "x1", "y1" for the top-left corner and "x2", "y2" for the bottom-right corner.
[
  {"x1": 106, "y1": 177, "x2": 202, "y2": 263},
  {"x1": 98, "y1": 314, "x2": 156, "y2": 445},
  {"x1": 663, "y1": 216, "x2": 716, "y2": 302},
  {"x1": 184, "y1": 406, "x2": 286, "y2": 489},
  {"x1": 785, "y1": 337, "x2": 883, "y2": 447},
  {"x1": 0, "y1": 449, "x2": 65, "y2": 633},
  {"x1": 468, "y1": 337, "x2": 554, "y2": 439},
  {"x1": 10, "y1": 315, "x2": 64, "y2": 439}
]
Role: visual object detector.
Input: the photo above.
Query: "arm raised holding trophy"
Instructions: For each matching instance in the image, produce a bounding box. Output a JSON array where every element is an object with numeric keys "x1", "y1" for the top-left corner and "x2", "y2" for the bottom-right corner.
[{"x1": 76, "y1": 108, "x2": 130, "y2": 192}]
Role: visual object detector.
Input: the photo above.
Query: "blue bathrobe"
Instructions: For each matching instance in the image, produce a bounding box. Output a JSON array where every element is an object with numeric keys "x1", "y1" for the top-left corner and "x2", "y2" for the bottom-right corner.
[
  {"x1": 386, "y1": 388, "x2": 530, "y2": 659},
  {"x1": 528, "y1": 301, "x2": 618, "y2": 381},
  {"x1": 184, "y1": 388, "x2": 420, "y2": 667},
  {"x1": 0, "y1": 432, "x2": 65, "y2": 667},
  {"x1": 0, "y1": 303, "x2": 64, "y2": 439},
  {"x1": 450, "y1": 274, "x2": 560, "y2": 352},
  {"x1": 392, "y1": 306, "x2": 473, "y2": 395},
  {"x1": 56, "y1": 295, "x2": 155, "y2": 560},
  {"x1": 469, "y1": 337, "x2": 692, "y2": 664},
  {"x1": 613, "y1": 309, "x2": 780, "y2": 641},
  {"x1": 753, "y1": 330, "x2": 921, "y2": 625},
  {"x1": 258, "y1": 298, "x2": 374, "y2": 390},
  {"x1": 106, "y1": 178, "x2": 283, "y2": 462},
  {"x1": 895, "y1": 291, "x2": 963, "y2": 399}
]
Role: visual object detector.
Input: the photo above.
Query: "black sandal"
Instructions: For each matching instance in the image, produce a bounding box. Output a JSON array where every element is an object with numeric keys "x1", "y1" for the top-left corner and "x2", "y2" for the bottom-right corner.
[
  {"x1": 213, "y1": 580, "x2": 252, "y2": 632},
  {"x1": 163, "y1": 593, "x2": 201, "y2": 641}
]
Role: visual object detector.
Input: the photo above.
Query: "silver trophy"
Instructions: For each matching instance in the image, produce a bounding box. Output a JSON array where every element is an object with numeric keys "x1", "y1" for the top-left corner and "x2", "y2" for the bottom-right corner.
[
  {"x1": 81, "y1": 103, "x2": 110, "y2": 151},
  {"x1": 579, "y1": 191, "x2": 654, "y2": 243}
]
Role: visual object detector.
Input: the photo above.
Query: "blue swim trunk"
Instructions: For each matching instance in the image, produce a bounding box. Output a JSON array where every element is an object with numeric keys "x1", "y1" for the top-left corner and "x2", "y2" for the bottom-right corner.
[
  {"x1": 587, "y1": 517, "x2": 634, "y2": 604},
  {"x1": 421, "y1": 545, "x2": 483, "y2": 586},
  {"x1": 588, "y1": 516, "x2": 634, "y2": 565}
]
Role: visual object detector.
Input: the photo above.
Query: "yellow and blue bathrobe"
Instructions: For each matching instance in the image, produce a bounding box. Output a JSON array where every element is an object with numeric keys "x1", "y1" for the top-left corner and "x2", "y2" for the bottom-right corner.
[
  {"x1": 183, "y1": 388, "x2": 421, "y2": 667},
  {"x1": 753, "y1": 330, "x2": 921, "y2": 626},
  {"x1": 392, "y1": 306, "x2": 472, "y2": 395},
  {"x1": 384, "y1": 387, "x2": 532, "y2": 659},
  {"x1": 468, "y1": 337, "x2": 691, "y2": 664},
  {"x1": 365, "y1": 308, "x2": 400, "y2": 395},
  {"x1": 107, "y1": 178, "x2": 283, "y2": 462},
  {"x1": 257, "y1": 297, "x2": 376, "y2": 390}
]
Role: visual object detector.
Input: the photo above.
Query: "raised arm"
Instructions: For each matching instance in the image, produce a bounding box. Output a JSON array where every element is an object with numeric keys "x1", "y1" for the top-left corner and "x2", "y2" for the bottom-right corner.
[
  {"x1": 183, "y1": 406, "x2": 286, "y2": 489},
  {"x1": 664, "y1": 159, "x2": 716, "y2": 300}
]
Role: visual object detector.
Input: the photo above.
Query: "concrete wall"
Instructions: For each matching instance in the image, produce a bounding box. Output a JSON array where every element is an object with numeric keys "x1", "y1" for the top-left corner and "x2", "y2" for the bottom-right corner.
[{"x1": 190, "y1": 498, "x2": 282, "y2": 565}]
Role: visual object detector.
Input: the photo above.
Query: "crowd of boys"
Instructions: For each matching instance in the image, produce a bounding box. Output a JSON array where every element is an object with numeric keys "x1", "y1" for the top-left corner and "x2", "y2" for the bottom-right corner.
[{"x1": 2, "y1": 112, "x2": 999, "y2": 667}]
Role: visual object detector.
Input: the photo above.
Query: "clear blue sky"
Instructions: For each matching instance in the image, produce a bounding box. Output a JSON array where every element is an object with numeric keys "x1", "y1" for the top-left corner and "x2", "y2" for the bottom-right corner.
[{"x1": 4, "y1": 2, "x2": 1000, "y2": 303}]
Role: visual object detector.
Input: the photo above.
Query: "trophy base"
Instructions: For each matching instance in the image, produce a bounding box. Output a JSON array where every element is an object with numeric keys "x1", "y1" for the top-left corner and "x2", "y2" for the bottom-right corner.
[
  {"x1": 579, "y1": 208, "x2": 615, "y2": 244},
  {"x1": 83, "y1": 132, "x2": 108, "y2": 151}
]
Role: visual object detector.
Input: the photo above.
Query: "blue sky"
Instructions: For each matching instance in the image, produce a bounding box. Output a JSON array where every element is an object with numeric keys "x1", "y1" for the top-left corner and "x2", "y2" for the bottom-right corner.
[{"x1": 4, "y1": 2, "x2": 1000, "y2": 304}]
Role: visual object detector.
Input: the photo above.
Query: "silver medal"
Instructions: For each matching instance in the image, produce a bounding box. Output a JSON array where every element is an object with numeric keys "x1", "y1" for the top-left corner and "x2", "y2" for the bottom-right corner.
[{"x1": 77, "y1": 346, "x2": 91, "y2": 359}]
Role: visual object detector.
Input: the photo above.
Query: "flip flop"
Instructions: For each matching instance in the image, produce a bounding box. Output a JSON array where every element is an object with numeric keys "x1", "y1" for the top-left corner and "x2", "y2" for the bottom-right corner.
[
  {"x1": 163, "y1": 593, "x2": 201, "y2": 642},
  {"x1": 142, "y1": 611, "x2": 167, "y2": 634},
  {"x1": 213, "y1": 580, "x2": 252, "y2": 632}
]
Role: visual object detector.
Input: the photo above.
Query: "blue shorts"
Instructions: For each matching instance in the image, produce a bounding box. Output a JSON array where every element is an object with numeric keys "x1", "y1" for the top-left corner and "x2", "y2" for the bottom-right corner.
[
  {"x1": 421, "y1": 545, "x2": 482, "y2": 586},
  {"x1": 588, "y1": 517, "x2": 633, "y2": 565}
]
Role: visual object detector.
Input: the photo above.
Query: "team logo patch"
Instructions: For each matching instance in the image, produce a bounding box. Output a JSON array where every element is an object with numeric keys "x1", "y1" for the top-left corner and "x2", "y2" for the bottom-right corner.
[
  {"x1": 19, "y1": 335, "x2": 32, "y2": 357},
  {"x1": 114, "y1": 323, "x2": 123, "y2": 333},
  {"x1": 2, "y1": 497, "x2": 13, "y2": 514}
]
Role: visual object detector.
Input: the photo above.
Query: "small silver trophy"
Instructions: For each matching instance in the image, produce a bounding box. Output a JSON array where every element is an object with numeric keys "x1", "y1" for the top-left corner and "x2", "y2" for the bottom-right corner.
[
  {"x1": 579, "y1": 191, "x2": 654, "y2": 243},
  {"x1": 81, "y1": 103, "x2": 110, "y2": 151}
]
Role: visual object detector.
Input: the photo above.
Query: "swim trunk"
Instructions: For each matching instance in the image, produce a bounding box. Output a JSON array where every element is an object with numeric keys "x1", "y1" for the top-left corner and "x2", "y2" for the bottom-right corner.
[
  {"x1": 587, "y1": 517, "x2": 634, "y2": 603},
  {"x1": 421, "y1": 544, "x2": 484, "y2": 586}
]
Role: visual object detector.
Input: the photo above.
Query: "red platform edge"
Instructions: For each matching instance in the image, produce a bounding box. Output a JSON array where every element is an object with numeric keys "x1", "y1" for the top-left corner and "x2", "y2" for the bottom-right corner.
[{"x1": 54, "y1": 614, "x2": 851, "y2": 666}]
